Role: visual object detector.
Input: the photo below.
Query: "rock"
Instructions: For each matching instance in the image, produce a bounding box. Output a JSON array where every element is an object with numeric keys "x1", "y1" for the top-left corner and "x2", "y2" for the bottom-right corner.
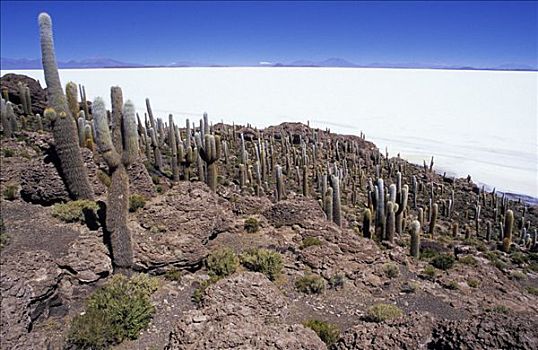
[
  {"x1": 263, "y1": 198, "x2": 326, "y2": 228},
  {"x1": 0, "y1": 73, "x2": 48, "y2": 115},
  {"x1": 132, "y1": 182, "x2": 235, "y2": 271},
  {"x1": 230, "y1": 194, "x2": 272, "y2": 215},
  {"x1": 56, "y1": 232, "x2": 112, "y2": 283},
  {"x1": 333, "y1": 312, "x2": 435, "y2": 350},
  {"x1": 20, "y1": 155, "x2": 70, "y2": 205},
  {"x1": 166, "y1": 272, "x2": 325, "y2": 350},
  {"x1": 430, "y1": 312, "x2": 538, "y2": 350},
  {"x1": 0, "y1": 250, "x2": 62, "y2": 349},
  {"x1": 127, "y1": 161, "x2": 156, "y2": 199}
]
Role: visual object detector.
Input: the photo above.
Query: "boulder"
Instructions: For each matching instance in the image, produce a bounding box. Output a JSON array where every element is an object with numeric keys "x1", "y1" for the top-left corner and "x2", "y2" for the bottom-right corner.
[
  {"x1": 166, "y1": 272, "x2": 326, "y2": 350},
  {"x1": 0, "y1": 73, "x2": 48, "y2": 115}
]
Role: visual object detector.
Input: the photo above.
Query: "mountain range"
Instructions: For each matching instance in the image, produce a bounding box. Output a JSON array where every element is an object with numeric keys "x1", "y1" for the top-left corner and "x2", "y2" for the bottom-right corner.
[{"x1": 2, "y1": 57, "x2": 536, "y2": 71}]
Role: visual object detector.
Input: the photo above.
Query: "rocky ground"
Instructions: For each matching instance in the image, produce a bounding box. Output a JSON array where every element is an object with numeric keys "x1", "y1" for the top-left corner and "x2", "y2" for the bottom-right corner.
[{"x1": 1, "y1": 74, "x2": 537, "y2": 349}]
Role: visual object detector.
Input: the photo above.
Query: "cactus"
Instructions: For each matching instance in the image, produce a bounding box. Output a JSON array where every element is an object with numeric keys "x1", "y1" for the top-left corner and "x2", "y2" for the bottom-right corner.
[
  {"x1": 38, "y1": 13, "x2": 94, "y2": 200},
  {"x1": 93, "y1": 96, "x2": 138, "y2": 275},
  {"x1": 110, "y1": 86, "x2": 124, "y2": 154},
  {"x1": 66, "y1": 82, "x2": 79, "y2": 120},
  {"x1": 375, "y1": 178, "x2": 385, "y2": 239},
  {"x1": 429, "y1": 203, "x2": 438, "y2": 236},
  {"x1": 386, "y1": 202, "x2": 397, "y2": 242},
  {"x1": 302, "y1": 165, "x2": 309, "y2": 197},
  {"x1": 199, "y1": 134, "x2": 221, "y2": 191},
  {"x1": 324, "y1": 187, "x2": 333, "y2": 222},
  {"x1": 275, "y1": 164, "x2": 284, "y2": 201},
  {"x1": 1, "y1": 99, "x2": 13, "y2": 138},
  {"x1": 363, "y1": 208, "x2": 372, "y2": 238},
  {"x1": 168, "y1": 115, "x2": 179, "y2": 182},
  {"x1": 410, "y1": 220, "x2": 421, "y2": 258},
  {"x1": 452, "y1": 222, "x2": 459, "y2": 237},
  {"x1": 503, "y1": 209, "x2": 514, "y2": 252},
  {"x1": 395, "y1": 184, "x2": 408, "y2": 234},
  {"x1": 331, "y1": 175, "x2": 342, "y2": 226}
]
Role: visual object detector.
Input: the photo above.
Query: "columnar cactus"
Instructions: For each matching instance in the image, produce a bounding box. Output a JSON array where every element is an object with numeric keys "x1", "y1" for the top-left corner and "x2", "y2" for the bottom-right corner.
[
  {"x1": 66, "y1": 82, "x2": 79, "y2": 120},
  {"x1": 395, "y1": 184, "x2": 408, "y2": 234},
  {"x1": 302, "y1": 165, "x2": 309, "y2": 197},
  {"x1": 429, "y1": 203, "x2": 438, "y2": 236},
  {"x1": 93, "y1": 97, "x2": 138, "y2": 275},
  {"x1": 110, "y1": 86, "x2": 124, "y2": 154},
  {"x1": 324, "y1": 187, "x2": 333, "y2": 222},
  {"x1": 331, "y1": 175, "x2": 342, "y2": 226},
  {"x1": 386, "y1": 202, "x2": 397, "y2": 242},
  {"x1": 275, "y1": 164, "x2": 284, "y2": 201},
  {"x1": 168, "y1": 115, "x2": 179, "y2": 182},
  {"x1": 363, "y1": 208, "x2": 372, "y2": 238},
  {"x1": 38, "y1": 13, "x2": 94, "y2": 200},
  {"x1": 375, "y1": 178, "x2": 385, "y2": 239},
  {"x1": 1, "y1": 99, "x2": 13, "y2": 138},
  {"x1": 503, "y1": 209, "x2": 514, "y2": 252},
  {"x1": 410, "y1": 220, "x2": 421, "y2": 258},
  {"x1": 199, "y1": 134, "x2": 221, "y2": 191}
]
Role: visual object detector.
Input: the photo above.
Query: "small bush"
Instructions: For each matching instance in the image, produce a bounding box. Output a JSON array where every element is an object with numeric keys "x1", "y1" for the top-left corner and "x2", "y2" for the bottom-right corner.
[
  {"x1": 206, "y1": 247, "x2": 239, "y2": 278},
  {"x1": 383, "y1": 263, "x2": 400, "y2": 278},
  {"x1": 296, "y1": 274, "x2": 326, "y2": 294},
  {"x1": 526, "y1": 262, "x2": 538, "y2": 273},
  {"x1": 301, "y1": 237, "x2": 322, "y2": 249},
  {"x1": 52, "y1": 200, "x2": 99, "y2": 223},
  {"x1": 510, "y1": 252, "x2": 528, "y2": 265},
  {"x1": 467, "y1": 278, "x2": 479, "y2": 288},
  {"x1": 329, "y1": 274, "x2": 345, "y2": 290},
  {"x1": 151, "y1": 175, "x2": 160, "y2": 185},
  {"x1": 400, "y1": 281, "x2": 418, "y2": 293},
  {"x1": 510, "y1": 271, "x2": 526, "y2": 280},
  {"x1": 422, "y1": 265, "x2": 437, "y2": 280},
  {"x1": 240, "y1": 248, "x2": 283, "y2": 281},
  {"x1": 129, "y1": 194, "x2": 146, "y2": 213},
  {"x1": 444, "y1": 280, "x2": 459, "y2": 290},
  {"x1": 303, "y1": 320, "x2": 340, "y2": 346},
  {"x1": 459, "y1": 255, "x2": 478, "y2": 267},
  {"x1": 3, "y1": 184, "x2": 18, "y2": 200},
  {"x1": 431, "y1": 254, "x2": 455, "y2": 270},
  {"x1": 192, "y1": 275, "x2": 220, "y2": 305},
  {"x1": 96, "y1": 169, "x2": 111, "y2": 187},
  {"x1": 526, "y1": 286, "x2": 538, "y2": 296},
  {"x1": 0, "y1": 216, "x2": 8, "y2": 250},
  {"x1": 67, "y1": 274, "x2": 158, "y2": 349},
  {"x1": 244, "y1": 217, "x2": 260, "y2": 233},
  {"x1": 490, "y1": 305, "x2": 510, "y2": 314},
  {"x1": 164, "y1": 269, "x2": 182, "y2": 282},
  {"x1": 155, "y1": 185, "x2": 163, "y2": 194},
  {"x1": 420, "y1": 248, "x2": 439, "y2": 260},
  {"x1": 366, "y1": 303, "x2": 403, "y2": 322},
  {"x1": 2, "y1": 148, "x2": 14, "y2": 157}
]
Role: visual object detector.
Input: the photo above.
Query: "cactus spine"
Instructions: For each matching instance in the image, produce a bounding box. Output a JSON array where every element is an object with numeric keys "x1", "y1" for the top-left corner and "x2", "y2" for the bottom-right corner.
[
  {"x1": 93, "y1": 96, "x2": 137, "y2": 275},
  {"x1": 38, "y1": 13, "x2": 94, "y2": 200}
]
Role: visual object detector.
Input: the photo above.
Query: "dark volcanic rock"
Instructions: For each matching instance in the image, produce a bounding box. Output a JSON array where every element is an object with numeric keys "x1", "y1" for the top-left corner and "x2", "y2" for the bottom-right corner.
[
  {"x1": 132, "y1": 181, "x2": 236, "y2": 271},
  {"x1": 263, "y1": 198, "x2": 326, "y2": 228},
  {"x1": 166, "y1": 272, "x2": 325, "y2": 350},
  {"x1": 0, "y1": 73, "x2": 48, "y2": 115},
  {"x1": 20, "y1": 156, "x2": 71, "y2": 205},
  {"x1": 429, "y1": 312, "x2": 538, "y2": 350}
]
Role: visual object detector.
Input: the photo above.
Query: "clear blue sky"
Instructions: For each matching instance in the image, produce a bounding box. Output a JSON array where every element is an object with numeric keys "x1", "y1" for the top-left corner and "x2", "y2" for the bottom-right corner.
[{"x1": 1, "y1": 1, "x2": 537, "y2": 67}]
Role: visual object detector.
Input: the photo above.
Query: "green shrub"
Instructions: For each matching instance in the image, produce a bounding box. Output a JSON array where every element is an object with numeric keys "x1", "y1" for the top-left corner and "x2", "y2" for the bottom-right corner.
[
  {"x1": 52, "y1": 200, "x2": 99, "y2": 223},
  {"x1": 206, "y1": 247, "x2": 239, "y2": 278},
  {"x1": 420, "y1": 248, "x2": 439, "y2": 260},
  {"x1": 383, "y1": 263, "x2": 400, "y2": 278},
  {"x1": 490, "y1": 305, "x2": 510, "y2": 314},
  {"x1": 366, "y1": 303, "x2": 403, "y2": 322},
  {"x1": 400, "y1": 281, "x2": 418, "y2": 293},
  {"x1": 510, "y1": 271, "x2": 526, "y2": 280},
  {"x1": 2, "y1": 148, "x2": 14, "y2": 157},
  {"x1": 431, "y1": 254, "x2": 455, "y2": 270},
  {"x1": 2, "y1": 184, "x2": 18, "y2": 200},
  {"x1": 164, "y1": 269, "x2": 182, "y2": 282},
  {"x1": 328, "y1": 274, "x2": 345, "y2": 290},
  {"x1": 192, "y1": 275, "x2": 220, "y2": 304},
  {"x1": 467, "y1": 278, "x2": 479, "y2": 288},
  {"x1": 444, "y1": 280, "x2": 459, "y2": 290},
  {"x1": 0, "y1": 216, "x2": 8, "y2": 250},
  {"x1": 459, "y1": 255, "x2": 478, "y2": 267},
  {"x1": 67, "y1": 274, "x2": 158, "y2": 349},
  {"x1": 96, "y1": 169, "x2": 111, "y2": 187},
  {"x1": 422, "y1": 265, "x2": 437, "y2": 280},
  {"x1": 301, "y1": 237, "x2": 322, "y2": 249},
  {"x1": 303, "y1": 320, "x2": 340, "y2": 346},
  {"x1": 526, "y1": 262, "x2": 538, "y2": 273},
  {"x1": 129, "y1": 194, "x2": 146, "y2": 213},
  {"x1": 526, "y1": 286, "x2": 538, "y2": 296},
  {"x1": 155, "y1": 185, "x2": 163, "y2": 194},
  {"x1": 244, "y1": 217, "x2": 260, "y2": 233},
  {"x1": 240, "y1": 248, "x2": 283, "y2": 281},
  {"x1": 510, "y1": 252, "x2": 528, "y2": 265},
  {"x1": 295, "y1": 274, "x2": 326, "y2": 294},
  {"x1": 151, "y1": 175, "x2": 160, "y2": 185}
]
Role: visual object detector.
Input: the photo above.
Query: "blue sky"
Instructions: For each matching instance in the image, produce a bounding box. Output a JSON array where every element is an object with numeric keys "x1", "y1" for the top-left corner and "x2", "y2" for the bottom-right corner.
[{"x1": 1, "y1": 1, "x2": 537, "y2": 67}]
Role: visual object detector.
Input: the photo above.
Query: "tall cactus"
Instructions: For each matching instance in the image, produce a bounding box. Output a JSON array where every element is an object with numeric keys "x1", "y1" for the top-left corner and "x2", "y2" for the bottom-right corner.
[
  {"x1": 324, "y1": 187, "x2": 334, "y2": 222},
  {"x1": 331, "y1": 175, "x2": 342, "y2": 226},
  {"x1": 503, "y1": 209, "x2": 514, "y2": 252},
  {"x1": 93, "y1": 96, "x2": 138, "y2": 275},
  {"x1": 429, "y1": 203, "x2": 438, "y2": 236},
  {"x1": 38, "y1": 13, "x2": 94, "y2": 200},
  {"x1": 168, "y1": 115, "x2": 179, "y2": 182},
  {"x1": 199, "y1": 134, "x2": 221, "y2": 191},
  {"x1": 363, "y1": 208, "x2": 372, "y2": 238},
  {"x1": 1, "y1": 99, "x2": 13, "y2": 138},
  {"x1": 410, "y1": 220, "x2": 421, "y2": 258}
]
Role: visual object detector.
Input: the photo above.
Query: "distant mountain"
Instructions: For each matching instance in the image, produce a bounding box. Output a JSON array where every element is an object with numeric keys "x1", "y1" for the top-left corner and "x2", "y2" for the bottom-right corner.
[
  {"x1": 2, "y1": 56, "x2": 536, "y2": 71},
  {"x1": 1, "y1": 57, "x2": 143, "y2": 69}
]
